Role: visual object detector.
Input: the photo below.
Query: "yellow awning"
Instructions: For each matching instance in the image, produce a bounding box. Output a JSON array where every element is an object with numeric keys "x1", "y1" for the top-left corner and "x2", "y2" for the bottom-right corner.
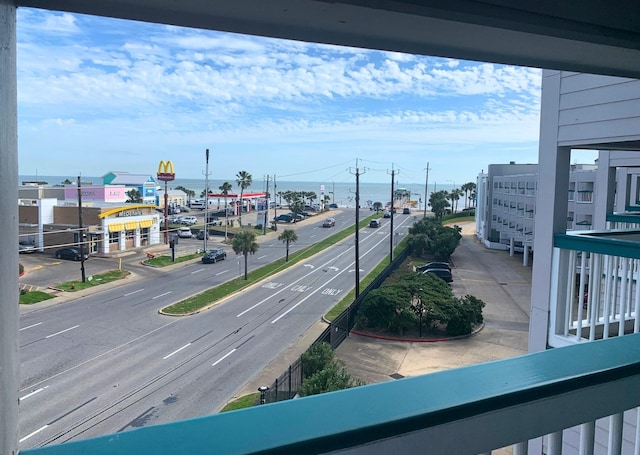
[
  {"x1": 140, "y1": 219, "x2": 153, "y2": 228},
  {"x1": 108, "y1": 223, "x2": 124, "y2": 233},
  {"x1": 125, "y1": 221, "x2": 139, "y2": 230}
]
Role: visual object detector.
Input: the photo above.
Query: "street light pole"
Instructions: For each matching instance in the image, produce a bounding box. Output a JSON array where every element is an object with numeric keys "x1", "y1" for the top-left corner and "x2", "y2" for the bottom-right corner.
[
  {"x1": 203, "y1": 148, "x2": 210, "y2": 251},
  {"x1": 424, "y1": 162, "x2": 430, "y2": 218}
]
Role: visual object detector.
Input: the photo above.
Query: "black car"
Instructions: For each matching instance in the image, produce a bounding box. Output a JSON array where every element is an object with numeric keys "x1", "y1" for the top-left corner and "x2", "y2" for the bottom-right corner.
[
  {"x1": 328, "y1": 203, "x2": 338, "y2": 209},
  {"x1": 55, "y1": 247, "x2": 89, "y2": 261},
  {"x1": 415, "y1": 261, "x2": 451, "y2": 272},
  {"x1": 423, "y1": 268, "x2": 453, "y2": 283},
  {"x1": 369, "y1": 219, "x2": 381, "y2": 228},
  {"x1": 202, "y1": 248, "x2": 227, "y2": 264},
  {"x1": 196, "y1": 230, "x2": 209, "y2": 240}
]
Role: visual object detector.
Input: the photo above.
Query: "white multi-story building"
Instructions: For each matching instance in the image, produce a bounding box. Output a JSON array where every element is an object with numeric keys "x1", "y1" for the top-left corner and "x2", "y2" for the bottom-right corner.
[{"x1": 476, "y1": 162, "x2": 599, "y2": 265}]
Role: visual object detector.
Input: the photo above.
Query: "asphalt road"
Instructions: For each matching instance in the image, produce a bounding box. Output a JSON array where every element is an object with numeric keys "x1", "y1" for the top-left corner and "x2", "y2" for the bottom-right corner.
[{"x1": 17, "y1": 209, "x2": 415, "y2": 449}]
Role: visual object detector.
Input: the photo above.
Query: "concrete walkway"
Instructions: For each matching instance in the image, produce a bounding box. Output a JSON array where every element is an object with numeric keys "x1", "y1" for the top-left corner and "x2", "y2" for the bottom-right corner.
[{"x1": 334, "y1": 221, "x2": 531, "y2": 383}]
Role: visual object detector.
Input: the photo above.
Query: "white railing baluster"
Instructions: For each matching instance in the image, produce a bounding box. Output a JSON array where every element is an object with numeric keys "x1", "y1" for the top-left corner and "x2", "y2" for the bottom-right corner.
[
  {"x1": 548, "y1": 431, "x2": 563, "y2": 455},
  {"x1": 580, "y1": 421, "x2": 595, "y2": 455},
  {"x1": 513, "y1": 441, "x2": 528, "y2": 455},
  {"x1": 620, "y1": 257, "x2": 629, "y2": 337},
  {"x1": 566, "y1": 250, "x2": 577, "y2": 336},
  {"x1": 608, "y1": 412, "x2": 623, "y2": 454},
  {"x1": 603, "y1": 255, "x2": 615, "y2": 339},
  {"x1": 635, "y1": 408, "x2": 640, "y2": 455},
  {"x1": 635, "y1": 264, "x2": 640, "y2": 333},
  {"x1": 576, "y1": 250, "x2": 588, "y2": 339},
  {"x1": 589, "y1": 253, "x2": 600, "y2": 341}
]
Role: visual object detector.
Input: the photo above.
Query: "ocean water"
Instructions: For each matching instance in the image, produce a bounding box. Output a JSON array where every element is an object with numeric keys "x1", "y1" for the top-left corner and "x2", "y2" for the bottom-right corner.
[{"x1": 19, "y1": 175, "x2": 460, "y2": 209}]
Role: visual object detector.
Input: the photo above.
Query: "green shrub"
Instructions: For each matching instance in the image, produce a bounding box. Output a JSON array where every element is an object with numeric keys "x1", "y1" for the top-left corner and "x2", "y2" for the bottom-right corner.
[
  {"x1": 19, "y1": 263, "x2": 24, "y2": 275},
  {"x1": 301, "y1": 342, "x2": 335, "y2": 380}
]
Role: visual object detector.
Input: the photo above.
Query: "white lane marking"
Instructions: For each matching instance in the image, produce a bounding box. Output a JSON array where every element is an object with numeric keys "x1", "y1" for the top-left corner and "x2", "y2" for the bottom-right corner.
[
  {"x1": 45, "y1": 325, "x2": 79, "y2": 339},
  {"x1": 272, "y1": 228, "x2": 394, "y2": 323},
  {"x1": 212, "y1": 349, "x2": 236, "y2": 367},
  {"x1": 20, "y1": 322, "x2": 43, "y2": 331},
  {"x1": 303, "y1": 264, "x2": 314, "y2": 268},
  {"x1": 327, "y1": 266, "x2": 339, "y2": 271},
  {"x1": 258, "y1": 255, "x2": 267, "y2": 260},
  {"x1": 152, "y1": 291, "x2": 172, "y2": 300},
  {"x1": 20, "y1": 319, "x2": 181, "y2": 393},
  {"x1": 124, "y1": 288, "x2": 144, "y2": 297},
  {"x1": 19, "y1": 425, "x2": 49, "y2": 443},
  {"x1": 163, "y1": 343, "x2": 191, "y2": 360},
  {"x1": 236, "y1": 245, "x2": 354, "y2": 318},
  {"x1": 191, "y1": 268, "x2": 205, "y2": 275},
  {"x1": 215, "y1": 270, "x2": 229, "y2": 276},
  {"x1": 20, "y1": 386, "x2": 49, "y2": 401}
]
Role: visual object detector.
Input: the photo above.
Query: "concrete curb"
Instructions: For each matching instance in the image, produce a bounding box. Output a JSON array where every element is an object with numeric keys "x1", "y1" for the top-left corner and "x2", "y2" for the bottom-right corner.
[{"x1": 350, "y1": 323, "x2": 484, "y2": 343}]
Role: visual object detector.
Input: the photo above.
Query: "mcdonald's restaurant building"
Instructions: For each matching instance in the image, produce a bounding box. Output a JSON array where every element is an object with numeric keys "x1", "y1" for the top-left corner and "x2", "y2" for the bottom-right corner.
[{"x1": 19, "y1": 200, "x2": 161, "y2": 255}]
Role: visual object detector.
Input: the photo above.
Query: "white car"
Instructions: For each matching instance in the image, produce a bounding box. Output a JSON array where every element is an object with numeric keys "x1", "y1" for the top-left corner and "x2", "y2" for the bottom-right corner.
[
  {"x1": 180, "y1": 216, "x2": 198, "y2": 225},
  {"x1": 177, "y1": 227, "x2": 193, "y2": 238}
]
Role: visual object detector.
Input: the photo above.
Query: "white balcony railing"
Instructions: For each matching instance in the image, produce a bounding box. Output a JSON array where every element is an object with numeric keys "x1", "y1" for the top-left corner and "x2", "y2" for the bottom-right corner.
[
  {"x1": 551, "y1": 229, "x2": 640, "y2": 348},
  {"x1": 19, "y1": 333, "x2": 640, "y2": 455}
]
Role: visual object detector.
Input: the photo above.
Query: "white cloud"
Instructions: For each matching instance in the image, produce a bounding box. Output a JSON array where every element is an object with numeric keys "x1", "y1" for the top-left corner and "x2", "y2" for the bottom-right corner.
[{"x1": 16, "y1": 8, "x2": 544, "y2": 184}]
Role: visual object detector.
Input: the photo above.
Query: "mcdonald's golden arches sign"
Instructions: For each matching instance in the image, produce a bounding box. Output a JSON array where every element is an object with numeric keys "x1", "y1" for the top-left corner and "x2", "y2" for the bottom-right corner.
[{"x1": 157, "y1": 160, "x2": 175, "y2": 182}]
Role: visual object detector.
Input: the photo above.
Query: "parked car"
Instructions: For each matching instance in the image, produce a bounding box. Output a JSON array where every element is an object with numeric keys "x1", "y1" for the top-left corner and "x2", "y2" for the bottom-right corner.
[
  {"x1": 179, "y1": 206, "x2": 190, "y2": 212},
  {"x1": 276, "y1": 214, "x2": 293, "y2": 223},
  {"x1": 180, "y1": 216, "x2": 198, "y2": 226},
  {"x1": 403, "y1": 207, "x2": 411, "y2": 214},
  {"x1": 328, "y1": 203, "x2": 338, "y2": 209},
  {"x1": 292, "y1": 213, "x2": 305, "y2": 221},
  {"x1": 177, "y1": 227, "x2": 193, "y2": 238},
  {"x1": 322, "y1": 218, "x2": 336, "y2": 227},
  {"x1": 168, "y1": 215, "x2": 182, "y2": 224},
  {"x1": 208, "y1": 217, "x2": 223, "y2": 226},
  {"x1": 54, "y1": 247, "x2": 89, "y2": 261},
  {"x1": 369, "y1": 219, "x2": 381, "y2": 228},
  {"x1": 202, "y1": 248, "x2": 227, "y2": 264},
  {"x1": 415, "y1": 261, "x2": 451, "y2": 272},
  {"x1": 423, "y1": 268, "x2": 453, "y2": 283},
  {"x1": 196, "y1": 230, "x2": 209, "y2": 240},
  {"x1": 19, "y1": 241, "x2": 36, "y2": 254}
]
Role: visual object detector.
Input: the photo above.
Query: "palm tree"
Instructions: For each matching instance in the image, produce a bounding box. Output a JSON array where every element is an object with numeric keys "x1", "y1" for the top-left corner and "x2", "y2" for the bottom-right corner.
[
  {"x1": 278, "y1": 229, "x2": 298, "y2": 261},
  {"x1": 232, "y1": 231, "x2": 259, "y2": 280},
  {"x1": 175, "y1": 185, "x2": 196, "y2": 204},
  {"x1": 373, "y1": 202, "x2": 383, "y2": 212},
  {"x1": 236, "y1": 170, "x2": 253, "y2": 227},
  {"x1": 219, "y1": 181, "x2": 232, "y2": 239},
  {"x1": 125, "y1": 189, "x2": 143, "y2": 203}
]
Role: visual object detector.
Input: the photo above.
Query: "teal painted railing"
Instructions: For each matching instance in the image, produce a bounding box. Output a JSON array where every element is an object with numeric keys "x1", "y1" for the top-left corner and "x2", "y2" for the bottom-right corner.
[{"x1": 23, "y1": 333, "x2": 640, "y2": 455}]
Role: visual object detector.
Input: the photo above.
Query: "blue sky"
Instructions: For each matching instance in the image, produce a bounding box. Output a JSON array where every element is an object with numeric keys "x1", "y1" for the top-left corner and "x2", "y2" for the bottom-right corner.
[{"x1": 17, "y1": 8, "x2": 549, "y2": 185}]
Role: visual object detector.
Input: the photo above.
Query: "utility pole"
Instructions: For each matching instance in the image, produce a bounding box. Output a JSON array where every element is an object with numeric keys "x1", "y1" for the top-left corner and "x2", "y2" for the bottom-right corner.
[
  {"x1": 263, "y1": 174, "x2": 270, "y2": 235},
  {"x1": 389, "y1": 166, "x2": 397, "y2": 263},
  {"x1": 273, "y1": 174, "x2": 277, "y2": 231},
  {"x1": 77, "y1": 176, "x2": 86, "y2": 283},
  {"x1": 203, "y1": 148, "x2": 211, "y2": 251},
  {"x1": 424, "y1": 162, "x2": 430, "y2": 218},
  {"x1": 349, "y1": 159, "x2": 366, "y2": 297}
]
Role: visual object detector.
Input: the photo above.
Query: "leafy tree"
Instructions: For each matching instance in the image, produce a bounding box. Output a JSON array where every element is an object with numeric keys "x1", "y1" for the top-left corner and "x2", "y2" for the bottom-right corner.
[
  {"x1": 125, "y1": 189, "x2": 142, "y2": 203},
  {"x1": 373, "y1": 201, "x2": 383, "y2": 212},
  {"x1": 356, "y1": 286, "x2": 415, "y2": 335},
  {"x1": 278, "y1": 229, "x2": 298, "y2": 261},
  {"x1": 429, "y1": 190, "x2": 450, "y2": 221},
  {"x1": 235, "y1": 170, "x2": 253, "y2": 227},
  {"x1": 301, "y1": 342, "x2": 334, "y2": 380},
  {"x1": 232, "y1": 230, "x2": 259, "y2": 280},
  {"x1": 200, "y1": 187, "x2": 211, "y2": 198},
  {"x1": 408, "y1": 217, "x2": 462, "y2": 261},
  {"x1": 62, "y1": 178, "x2": 73, "y2": 185},
  {"x1": 299, "y1": 362, "x2": 361, "y2": 397}
]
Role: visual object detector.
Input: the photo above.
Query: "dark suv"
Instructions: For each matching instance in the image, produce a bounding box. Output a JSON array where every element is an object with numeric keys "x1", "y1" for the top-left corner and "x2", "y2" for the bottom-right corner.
[{"x1": 202, "y1": 248, "x2": 226, "y2": 264}]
